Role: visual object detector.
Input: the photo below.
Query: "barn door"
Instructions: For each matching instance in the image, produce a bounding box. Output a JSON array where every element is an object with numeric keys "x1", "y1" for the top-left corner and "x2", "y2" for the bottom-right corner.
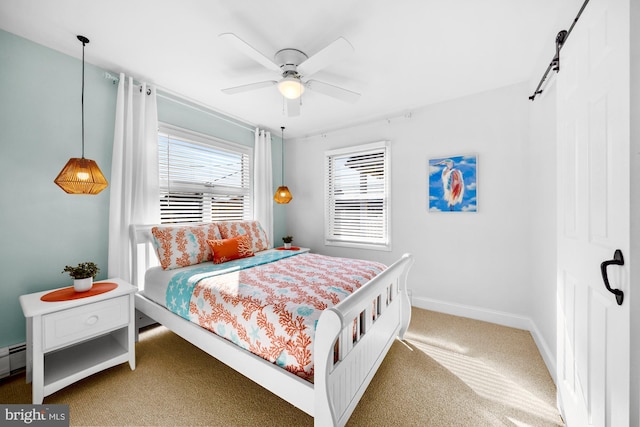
[{"x1": 555, "y1": 0, "x2": 630, "y2": 425}]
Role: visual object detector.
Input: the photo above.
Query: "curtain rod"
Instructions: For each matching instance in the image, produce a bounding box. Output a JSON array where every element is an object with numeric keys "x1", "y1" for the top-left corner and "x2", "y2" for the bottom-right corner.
[
  {"x1": 529, "y1": 0, "x2": 590, "y2": 101},
  {"x1": 103, "y1": 72, "x2": 256, "y2": 133}
]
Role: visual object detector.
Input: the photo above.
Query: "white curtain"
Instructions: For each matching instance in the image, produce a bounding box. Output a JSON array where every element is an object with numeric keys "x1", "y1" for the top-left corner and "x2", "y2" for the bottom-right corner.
[
  {"x1": 253, "y1": 128, "x2": 273, "y2": 247},
  {"x1": 108, "y1": 74, "x2": 160, "y2": 282}
]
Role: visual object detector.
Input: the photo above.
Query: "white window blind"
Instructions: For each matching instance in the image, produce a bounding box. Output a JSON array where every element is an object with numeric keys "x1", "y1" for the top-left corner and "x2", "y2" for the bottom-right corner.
[
  {"x1": 325, "y1": 141, "x2": 390, "y2": 251},
  {"x1": 158, "y1": 125, "x2": 252, "y2": 224}
]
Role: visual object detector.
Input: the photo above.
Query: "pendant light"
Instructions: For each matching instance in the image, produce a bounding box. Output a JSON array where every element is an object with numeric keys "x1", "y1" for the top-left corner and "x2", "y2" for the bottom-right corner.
[
  {"x1": 273, "y1": 126, "x2": 292, "y2": 204},
  {"x1": 54, "y1": 35, "x2": 108, "y2": 195}
]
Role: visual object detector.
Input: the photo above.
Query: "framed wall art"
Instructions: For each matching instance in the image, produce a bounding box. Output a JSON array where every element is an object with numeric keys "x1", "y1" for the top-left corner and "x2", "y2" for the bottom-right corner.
[{"x1": 428, "y1": 154, "x2": 477, "y2": 212}]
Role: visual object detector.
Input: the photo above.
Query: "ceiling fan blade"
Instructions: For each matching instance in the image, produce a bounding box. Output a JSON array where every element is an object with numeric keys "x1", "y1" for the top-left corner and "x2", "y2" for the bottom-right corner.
[
  {"x1": 286, "y1": 98, "x2": 300, "y2": 117},
  {"x1": 219, "y1": 33, "x2": 281, "y2": 73},
  {"x1": 305, "y1": 80, "x2": 360, "y2": 103},
  {"x1": 297, "y1": 37, "x2": 354, "y2": 77},
  {"x1": 221, "y1": 81, "x2": 277, "y2": 95}
]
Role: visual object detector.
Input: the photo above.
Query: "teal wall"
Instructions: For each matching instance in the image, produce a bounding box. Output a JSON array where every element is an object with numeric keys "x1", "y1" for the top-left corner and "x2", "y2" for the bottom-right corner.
[
  {"x1": 0, "y1": 30, "x2": 115, "y2": 348},
  {"x1": 0, "y1": 29, "x2": 285, "y2": 348}
]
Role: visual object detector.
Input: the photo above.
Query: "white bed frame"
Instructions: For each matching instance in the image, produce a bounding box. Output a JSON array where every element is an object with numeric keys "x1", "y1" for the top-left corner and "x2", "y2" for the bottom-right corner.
[{"x1": 130, "y1": 224, "x2": 414, "y2": 426}]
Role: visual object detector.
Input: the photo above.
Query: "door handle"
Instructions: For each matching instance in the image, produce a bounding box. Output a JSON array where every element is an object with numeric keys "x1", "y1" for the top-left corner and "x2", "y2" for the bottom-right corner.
[{"x1": 600, "y1": 249, "x2": 624, "y2": 306}]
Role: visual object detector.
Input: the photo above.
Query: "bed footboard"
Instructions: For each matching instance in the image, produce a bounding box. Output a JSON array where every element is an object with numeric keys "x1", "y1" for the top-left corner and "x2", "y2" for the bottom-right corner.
[{"x1": 314, "y1": 253, "x2": 414, "y2": 426}]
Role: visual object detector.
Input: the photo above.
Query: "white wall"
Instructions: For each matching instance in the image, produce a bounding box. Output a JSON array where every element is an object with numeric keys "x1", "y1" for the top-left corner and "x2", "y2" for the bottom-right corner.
[
  {"x1": 527, "y1": 83, "x2": 558, "y2": 376},
  {"x1": 286, "y1": 81, "x2": 556, "y2": 373}
]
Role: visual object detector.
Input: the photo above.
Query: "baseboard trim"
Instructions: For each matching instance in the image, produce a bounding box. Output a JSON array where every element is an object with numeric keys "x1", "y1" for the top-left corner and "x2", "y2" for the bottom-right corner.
[
  {"x1": 411, "y1": 296, "x2": 557, "y2": 384},
  {"x1": 527, "y1": 322, "x2": 556, "y2": 384}
]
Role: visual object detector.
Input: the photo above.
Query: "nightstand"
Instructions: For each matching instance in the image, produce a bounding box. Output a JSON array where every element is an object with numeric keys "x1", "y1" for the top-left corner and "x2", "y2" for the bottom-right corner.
[{"x1": 19, "y1": 278, "x2": 136, "y2": 404}]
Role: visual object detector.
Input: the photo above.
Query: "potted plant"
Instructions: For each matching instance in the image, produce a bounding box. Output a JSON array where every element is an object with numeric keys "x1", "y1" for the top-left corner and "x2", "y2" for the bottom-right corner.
[
  {"x1": 282, "y1": 236, "x2": 293, "y2": 249},
  {"x1": 62, "y1": 262, "x2": 100, "y2": 292}
]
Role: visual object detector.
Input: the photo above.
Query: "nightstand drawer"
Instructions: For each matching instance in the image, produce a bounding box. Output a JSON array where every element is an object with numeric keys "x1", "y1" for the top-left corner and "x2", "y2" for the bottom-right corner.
[{"x1": 43, "y1": 296, "x2": 130, "y2": 351}]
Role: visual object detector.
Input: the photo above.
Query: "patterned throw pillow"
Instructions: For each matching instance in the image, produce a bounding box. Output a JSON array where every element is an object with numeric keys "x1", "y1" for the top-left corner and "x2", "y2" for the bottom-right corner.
[
  {"x1": 216, "y1": 220, "x2": 269, "y2": 253},
  {"x1": 151, "y1": 223, "x2": 222, "y2": 270},
  {"x1": 207, "y1": 235, "x2": 254, "y2": 264}
]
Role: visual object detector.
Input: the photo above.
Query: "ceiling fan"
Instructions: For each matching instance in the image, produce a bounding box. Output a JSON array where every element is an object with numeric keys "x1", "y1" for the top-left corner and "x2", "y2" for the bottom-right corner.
[{"x1": 219, "y1": 33, "x2": 361, "y2": 117}]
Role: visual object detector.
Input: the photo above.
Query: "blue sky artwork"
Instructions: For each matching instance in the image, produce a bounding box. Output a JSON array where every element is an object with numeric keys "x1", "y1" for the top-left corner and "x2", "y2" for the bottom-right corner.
[{"x1": 428, "y1": 155, "x2": 477, "y2": 212}]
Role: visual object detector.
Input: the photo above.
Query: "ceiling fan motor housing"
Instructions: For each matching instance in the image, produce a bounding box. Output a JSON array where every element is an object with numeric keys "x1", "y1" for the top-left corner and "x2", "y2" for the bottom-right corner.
[{"x1": 274, "y1": 48, "x2": 308, "y2": 75}]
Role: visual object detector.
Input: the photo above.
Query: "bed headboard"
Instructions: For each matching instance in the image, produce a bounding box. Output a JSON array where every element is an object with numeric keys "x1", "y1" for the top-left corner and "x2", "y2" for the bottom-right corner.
[{"x1": 129, "y1": 224, "x2": 159, "y2": 289}]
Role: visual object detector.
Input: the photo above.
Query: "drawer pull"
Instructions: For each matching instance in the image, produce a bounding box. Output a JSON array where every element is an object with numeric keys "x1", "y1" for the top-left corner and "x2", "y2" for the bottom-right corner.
[{"x1": 85, "y1": 315, "x2": 99, "y2": 326}]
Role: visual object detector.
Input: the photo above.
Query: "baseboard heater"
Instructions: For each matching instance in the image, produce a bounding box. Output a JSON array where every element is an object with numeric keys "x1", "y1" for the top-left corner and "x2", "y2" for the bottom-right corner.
[{"x1": 0, "y1": 343, "x2": 26, "y2": 379}]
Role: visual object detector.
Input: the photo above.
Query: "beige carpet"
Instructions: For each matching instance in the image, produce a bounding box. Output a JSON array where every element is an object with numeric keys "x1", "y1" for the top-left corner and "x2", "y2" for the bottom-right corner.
[{"x1": 0, "y1": 308, "x2": 563, "y2": 426}]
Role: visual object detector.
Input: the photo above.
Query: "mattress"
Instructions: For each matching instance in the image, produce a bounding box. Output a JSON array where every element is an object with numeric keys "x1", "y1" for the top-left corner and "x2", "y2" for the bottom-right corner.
[{"x1": 143, "y1": 261, "x2": 207, "y2": 306}]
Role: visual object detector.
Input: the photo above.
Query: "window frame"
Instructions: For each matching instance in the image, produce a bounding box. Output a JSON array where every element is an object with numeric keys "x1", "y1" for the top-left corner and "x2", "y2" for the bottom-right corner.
[
  {"x1": 158, "y1": 123, "x2": 253, "y2": 224},
  {"x1": 324, "y1": 140, "x2": 391, "y2": 251}
]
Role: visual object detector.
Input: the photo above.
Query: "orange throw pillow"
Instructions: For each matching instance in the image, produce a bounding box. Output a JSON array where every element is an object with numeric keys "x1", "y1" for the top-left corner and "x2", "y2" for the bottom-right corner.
[{"x1": 207, "y1": 235, "x2": 254, "y2": 264}]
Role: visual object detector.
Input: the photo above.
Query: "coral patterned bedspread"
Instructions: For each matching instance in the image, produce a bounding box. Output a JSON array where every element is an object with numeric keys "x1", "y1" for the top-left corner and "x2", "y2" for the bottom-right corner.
[{"x1": 164, "y1": 252, "x2": 386, "y2": 381}]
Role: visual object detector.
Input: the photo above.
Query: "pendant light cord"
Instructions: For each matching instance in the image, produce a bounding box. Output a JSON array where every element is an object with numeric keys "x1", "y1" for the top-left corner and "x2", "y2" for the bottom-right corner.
[
  {"x1": 77, "y1": 35, "x2": 89, "y2": 159},
  {"x1": 81, "y1": 38, "x2": 85, "y2": 159},
  {"x1": 281, "y1": 126, "x2": 285, "y2": 185}
]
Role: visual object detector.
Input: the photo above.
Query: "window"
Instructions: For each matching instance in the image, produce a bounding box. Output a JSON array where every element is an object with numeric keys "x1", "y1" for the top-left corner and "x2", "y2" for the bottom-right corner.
[
  {"x1": 158, "y1": 125, "x2": 252, "y2": 224},
  {"x1": 325, "y1": 141, "x2": 390, "y2": 251}
]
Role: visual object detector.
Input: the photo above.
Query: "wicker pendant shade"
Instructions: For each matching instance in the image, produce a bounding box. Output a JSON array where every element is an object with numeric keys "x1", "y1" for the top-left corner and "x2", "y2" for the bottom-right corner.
[
  {"x1": 54, "y1": 157, "x2": 108, "y2": 195},
  {"x1": 274, "y1": 126, "x2": 292, "y2": 204},
  {"x1": 54, "y1": 35, "x2": 108, "y2": 195},
  {"x1": 273, "y1": 185, "x2": 293, "y2": 204}
]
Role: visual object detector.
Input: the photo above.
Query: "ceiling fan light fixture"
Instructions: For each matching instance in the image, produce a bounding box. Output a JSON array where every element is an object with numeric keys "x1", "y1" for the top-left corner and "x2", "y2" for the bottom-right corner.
[{"x1": 278, "y1": 76, "x2": 305, "y2": 99}]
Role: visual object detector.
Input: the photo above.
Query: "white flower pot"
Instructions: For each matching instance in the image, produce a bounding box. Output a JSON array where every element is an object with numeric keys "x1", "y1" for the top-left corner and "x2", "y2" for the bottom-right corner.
[
  {"x1": 284, "y1": 243, "x2": 291, "y2": 249},
  {"x1": 73, "y1": 277, "x2": 93, "y2": 292}
]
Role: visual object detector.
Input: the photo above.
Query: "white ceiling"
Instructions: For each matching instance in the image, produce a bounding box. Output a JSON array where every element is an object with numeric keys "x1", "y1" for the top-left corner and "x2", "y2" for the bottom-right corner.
[{"x1": 0, "y1": 0, "x2": 566, "y2": 138}]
